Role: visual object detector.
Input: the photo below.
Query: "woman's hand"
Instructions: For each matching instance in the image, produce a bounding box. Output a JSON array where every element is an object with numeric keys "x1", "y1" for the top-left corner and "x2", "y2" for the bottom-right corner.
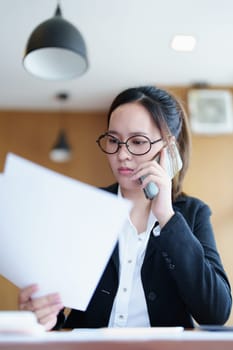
[
  {"x1": 132, "y1": 147, "x2": 174, "y2": 227},
  {"x1": 18, "y1": 284, "x2": 64, "y2": 331}
]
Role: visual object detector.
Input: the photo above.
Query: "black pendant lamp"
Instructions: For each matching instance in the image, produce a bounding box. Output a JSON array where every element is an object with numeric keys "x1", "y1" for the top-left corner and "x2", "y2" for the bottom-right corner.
[
  {"x1": 23, "y1": 3, "x2": 88, "y2": 80},
  {"x1": 49, "y1": 129, "x2": 72, "y2": 162},
  {"x1": 49, "y1": 92, "x2": 72, "y2": 163}
]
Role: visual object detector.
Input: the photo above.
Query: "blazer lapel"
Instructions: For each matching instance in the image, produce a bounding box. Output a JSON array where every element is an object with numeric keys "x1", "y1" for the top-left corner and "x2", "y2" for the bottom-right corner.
[
  {"x1": 111, "y1": 242, "x2": 120, "y2": 271},
  {"x1": 143, "y1": 231, "x2": 158, "y2": 264}
]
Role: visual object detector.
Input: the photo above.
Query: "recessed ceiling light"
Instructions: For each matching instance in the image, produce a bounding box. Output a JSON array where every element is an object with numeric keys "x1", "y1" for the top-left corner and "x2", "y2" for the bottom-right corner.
[{"x1": 171, "y1": 35, "x2": 196, "y2": 52}]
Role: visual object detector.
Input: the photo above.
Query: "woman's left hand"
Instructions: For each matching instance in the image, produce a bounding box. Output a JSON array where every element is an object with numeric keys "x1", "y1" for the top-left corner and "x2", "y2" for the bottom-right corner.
[
  {"x1": 18, "y1": 284, "x2": 63, "y2": 331},
  {"x1": 132, "y1": 147, "x2": 174, "y2": 227}
]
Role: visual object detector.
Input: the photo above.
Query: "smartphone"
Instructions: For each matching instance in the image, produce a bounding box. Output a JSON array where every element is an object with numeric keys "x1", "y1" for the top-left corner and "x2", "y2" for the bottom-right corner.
[
  {"x1": 139, "y1": 154, "x2": 160, "y2": 200},
  {"x1": 140, "y1": 143, "x2": 183, "y2": 200}
]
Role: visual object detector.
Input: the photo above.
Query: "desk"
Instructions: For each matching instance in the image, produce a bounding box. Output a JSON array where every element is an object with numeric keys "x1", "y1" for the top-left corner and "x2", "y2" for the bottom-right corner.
[
  {"x1": 0, "y1": 341, "x2": 233, "y2": 350},
  {"x1": 1, "y1": 330, "x2": 233, "y2": 350}
]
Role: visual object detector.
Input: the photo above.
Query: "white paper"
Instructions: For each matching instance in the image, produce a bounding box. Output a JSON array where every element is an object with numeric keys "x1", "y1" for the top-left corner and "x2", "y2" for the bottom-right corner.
[
  {"x1": 2, "y1": 327, "x2": 233, "y2": 344},
  {"x1": 0, "y1": 311, "x2": 44, "y2": 335},
  {"x1": 71, "y1": 327, "x2": 184, "y2": 340},
  {"x1": 0, "y1": 153, "x2": 131, "y2": 311},
  {"x1": 35, "y1": 328, "x2": 233, "y2": 342}
]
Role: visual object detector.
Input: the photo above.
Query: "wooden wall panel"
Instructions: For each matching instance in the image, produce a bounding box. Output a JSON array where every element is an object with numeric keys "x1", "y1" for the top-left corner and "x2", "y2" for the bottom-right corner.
[{"x1": 0, "y1": 110, "x2": 115, "y2": 186}]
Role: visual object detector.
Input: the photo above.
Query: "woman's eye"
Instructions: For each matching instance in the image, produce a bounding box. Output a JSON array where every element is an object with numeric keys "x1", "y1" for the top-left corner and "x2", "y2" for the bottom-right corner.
[
  {"x1": 132, "y1": 139, "x2": 147, "y2": 145},
  {"x1": 108, "y1": 137, "x2": 118, "y2": 144}
]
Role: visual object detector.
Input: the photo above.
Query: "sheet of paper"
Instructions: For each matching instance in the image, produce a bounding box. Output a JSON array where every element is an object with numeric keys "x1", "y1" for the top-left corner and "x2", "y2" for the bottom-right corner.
[
  {"x1": 0, "y1": 153, "x2": 131, "y2": 311},
  {"x1": 0, "y1": 311, "x2": 44, "y2": 335},
  {"x1": 71, "y1": 327, "x2": 184, "y2": 340},
  {"x1": 3, "y1": 327, "x2": 233, "y2": 343}
]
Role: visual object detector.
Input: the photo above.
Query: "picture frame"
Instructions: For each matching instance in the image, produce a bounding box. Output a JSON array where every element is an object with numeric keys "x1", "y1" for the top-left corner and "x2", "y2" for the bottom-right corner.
[{"x1": 187, "y1": 89, "x2": 233, "y2": 134}]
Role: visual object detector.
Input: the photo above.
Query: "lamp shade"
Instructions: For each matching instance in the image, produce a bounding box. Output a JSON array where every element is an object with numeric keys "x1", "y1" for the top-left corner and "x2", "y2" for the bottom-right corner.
[
  {"x1": 23, "y1": 4, "x2": 88, "y2": 80},
  {"x1": 49, "y1": 129, "x2": 72, "y2": 162}
]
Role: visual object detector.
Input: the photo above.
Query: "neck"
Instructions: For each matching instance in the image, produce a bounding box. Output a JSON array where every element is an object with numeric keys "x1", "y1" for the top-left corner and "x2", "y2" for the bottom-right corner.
[
  {"x1": 120, "y1": 186, "x2": 151, "y2": 208},
  {"x1": 120, "y1": 186, "x2": 143, "y2": 200},
  {"x1": 120, "y1": 186, "x2": 151, "y2": 233}
]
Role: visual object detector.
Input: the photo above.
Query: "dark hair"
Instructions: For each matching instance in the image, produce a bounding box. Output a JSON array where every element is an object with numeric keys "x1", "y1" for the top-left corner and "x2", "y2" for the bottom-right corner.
[{"x1": 107, "y1": 86, "x2": 191, "y2": 200}]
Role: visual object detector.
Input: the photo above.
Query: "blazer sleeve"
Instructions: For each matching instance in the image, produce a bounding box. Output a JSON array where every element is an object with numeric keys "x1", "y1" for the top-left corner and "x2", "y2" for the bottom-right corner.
[{"x1": 154, "y1": 197, "x2": 232, "y2": 325}]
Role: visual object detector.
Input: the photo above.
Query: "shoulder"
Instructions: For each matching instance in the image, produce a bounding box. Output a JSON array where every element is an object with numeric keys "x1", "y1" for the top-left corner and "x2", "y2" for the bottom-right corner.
[
  {"x1": 100, "y1": 183, "x2": 118, "y2": 195},
  {"x1": 173, "y1": 194, "x2": 212, "y2": 230},
  {"x1": 173, "y1": 193, "x2": 212, "y2": 221}
]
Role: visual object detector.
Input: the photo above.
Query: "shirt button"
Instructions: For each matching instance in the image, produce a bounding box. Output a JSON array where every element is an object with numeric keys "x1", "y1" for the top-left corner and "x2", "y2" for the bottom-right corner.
[
  {"x1": 169, "y1": 264, "x2": 175, "y2": 270},
  {"x1": 123, "y1": 288, "x2": 127, "y2": 292},
  {"x1": 119, "y1": 315, "x2": 124, "y2": 319},
  {"x1": 128, "y1": 259, "x2": 132, "y2": 263}
]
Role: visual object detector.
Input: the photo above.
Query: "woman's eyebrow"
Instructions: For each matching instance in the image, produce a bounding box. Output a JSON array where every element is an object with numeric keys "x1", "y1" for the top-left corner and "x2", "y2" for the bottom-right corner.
[
  {"x1": 107, "y1": 130, "x2": 150, "y2": 136},
  {"x1": 106, "y1": 130, "x2": 119, "y2": 135}
]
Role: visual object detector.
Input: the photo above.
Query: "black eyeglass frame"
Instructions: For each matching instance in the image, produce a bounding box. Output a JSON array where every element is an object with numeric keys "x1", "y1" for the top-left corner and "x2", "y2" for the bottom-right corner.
[{"x1": 96, "y1": 133, "x2": 163, "y2": 156}]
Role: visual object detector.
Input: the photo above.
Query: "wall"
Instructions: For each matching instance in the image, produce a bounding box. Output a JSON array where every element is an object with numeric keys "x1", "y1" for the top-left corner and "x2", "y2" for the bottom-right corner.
[
  {"x1": 0, "y1": 86, "x2": 233, "y2": 325},
  {"x1": 0, "y1": 110, "x2": 114, "y2": 186}
]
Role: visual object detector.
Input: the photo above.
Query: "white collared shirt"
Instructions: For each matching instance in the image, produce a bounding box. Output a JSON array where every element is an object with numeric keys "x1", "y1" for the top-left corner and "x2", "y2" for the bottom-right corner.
[{"x1": 108, "y1": 188, "x2": 160, "y2": 327}]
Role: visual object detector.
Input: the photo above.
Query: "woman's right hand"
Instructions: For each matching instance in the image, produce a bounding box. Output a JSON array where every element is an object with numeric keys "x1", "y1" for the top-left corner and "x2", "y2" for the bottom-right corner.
[{"x1": 18, "y1": 284, "x2": 64, "y2": 331}]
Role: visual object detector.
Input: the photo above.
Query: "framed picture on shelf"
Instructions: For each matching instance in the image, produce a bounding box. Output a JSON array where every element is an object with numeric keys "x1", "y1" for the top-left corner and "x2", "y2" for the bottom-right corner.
[{"x1": 187, "y1": 89, "x2": 233, "y2": 134}]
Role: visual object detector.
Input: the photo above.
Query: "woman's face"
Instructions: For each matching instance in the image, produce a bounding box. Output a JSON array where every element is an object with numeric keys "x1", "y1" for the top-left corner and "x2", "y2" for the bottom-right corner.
[{"x1": 107, "y1": 102, "x2": 163, "y2": 192}]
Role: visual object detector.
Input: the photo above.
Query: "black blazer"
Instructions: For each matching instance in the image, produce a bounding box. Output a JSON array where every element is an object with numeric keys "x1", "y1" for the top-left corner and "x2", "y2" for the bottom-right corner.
[{"x1": 60, "y1": 184, "x2": 232, "y2": 329}]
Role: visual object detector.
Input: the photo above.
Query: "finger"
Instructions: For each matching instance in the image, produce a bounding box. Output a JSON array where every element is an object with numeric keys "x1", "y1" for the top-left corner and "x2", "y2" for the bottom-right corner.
[
  {"x1": 31, "y1": 293, "x2": 62, "y2": 311},
  {"x1": 36, "y1": 302, "x2": 64, "y2": 331},
  {"x1": 36, "y1": 302, "x2": 63, "y2": 322},
  {"x1": 32, "y1": 293, "x2": 62, "y2": 310},
  {"x1": 18, "y1": 284, "x2": 39, "y2": 305},
  {"x1": 131, "y1": 164, "x2": 154, "y2": 181},
  {"x1": 37, "y1": 311, "x2": 60, "y2": 331},
  {"x1": 159, "y1": 147, "x2": 167, "y2": 170}
]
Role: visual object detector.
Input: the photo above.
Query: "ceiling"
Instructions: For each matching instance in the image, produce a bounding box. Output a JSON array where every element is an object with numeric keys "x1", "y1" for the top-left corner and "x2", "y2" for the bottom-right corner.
[{"x1": 1, "y1": 0, "x2": 233, "y2": 111}]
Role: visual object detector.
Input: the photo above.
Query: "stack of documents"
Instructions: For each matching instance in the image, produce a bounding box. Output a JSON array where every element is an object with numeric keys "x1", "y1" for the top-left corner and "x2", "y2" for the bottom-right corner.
[
  {"x1": 0, "y1": 153, "x2": 131, "y2": 311},
  {"x1": 0, "y1": 311, "x2": 44, "y2": 334}
]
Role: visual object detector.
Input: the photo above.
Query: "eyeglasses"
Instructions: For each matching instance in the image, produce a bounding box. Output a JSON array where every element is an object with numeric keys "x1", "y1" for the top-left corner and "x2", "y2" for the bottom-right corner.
[{"x1": 96, "y1": 133, "x2": 163, "y2": 156}]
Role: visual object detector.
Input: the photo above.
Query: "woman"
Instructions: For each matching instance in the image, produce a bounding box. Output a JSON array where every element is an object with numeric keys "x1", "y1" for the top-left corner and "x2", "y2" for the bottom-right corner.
[{"x1": 19, "y1": 86, "x2": 232, "y2": 330}]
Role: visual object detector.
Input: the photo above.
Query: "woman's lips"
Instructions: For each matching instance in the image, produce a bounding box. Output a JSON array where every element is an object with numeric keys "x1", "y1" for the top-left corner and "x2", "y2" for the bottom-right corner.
[{"x1": 118, "y1": 167, "x2": 134, "y2": 176}]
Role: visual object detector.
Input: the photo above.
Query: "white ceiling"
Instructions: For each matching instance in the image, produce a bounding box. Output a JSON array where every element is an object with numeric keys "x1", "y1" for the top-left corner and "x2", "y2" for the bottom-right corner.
[{"x1": 1, "y1": 0, "x2": 233, "y2": 111}]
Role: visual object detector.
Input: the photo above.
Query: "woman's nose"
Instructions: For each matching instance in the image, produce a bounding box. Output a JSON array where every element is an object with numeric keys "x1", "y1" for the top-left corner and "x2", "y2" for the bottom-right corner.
[{"x1": 117, "y1": 144, "x2": 132, "y2": 159}]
